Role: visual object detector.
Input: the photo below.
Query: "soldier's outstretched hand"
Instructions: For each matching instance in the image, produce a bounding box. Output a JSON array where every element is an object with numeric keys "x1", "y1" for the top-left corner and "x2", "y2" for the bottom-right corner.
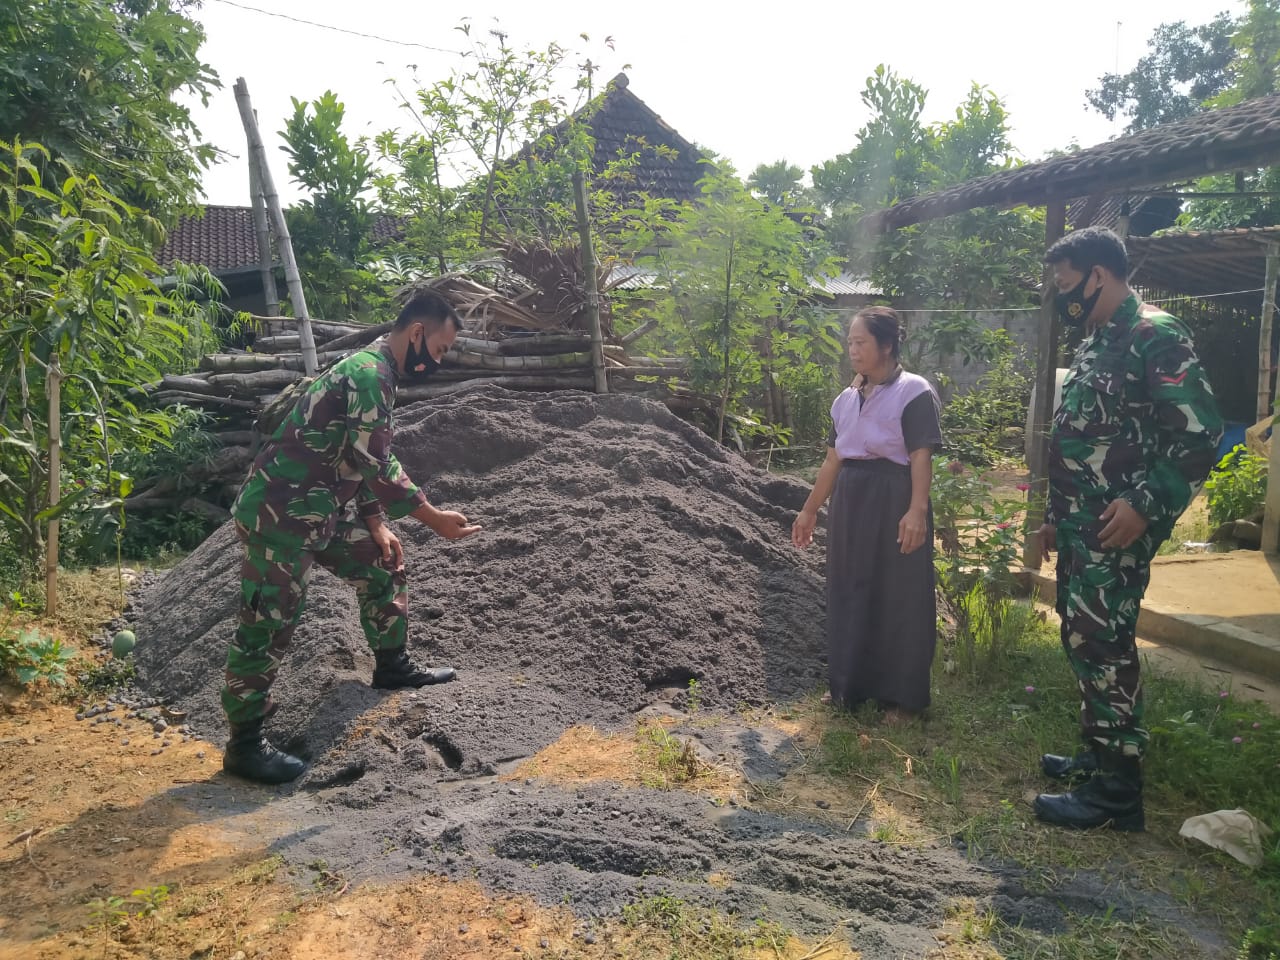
[{"x1": 429, "y1": 509, "x2": 483, "y2": 540}]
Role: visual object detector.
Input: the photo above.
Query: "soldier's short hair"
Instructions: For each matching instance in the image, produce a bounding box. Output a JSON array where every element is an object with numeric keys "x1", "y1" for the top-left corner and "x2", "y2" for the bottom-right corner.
[
  {"x1": 395, "y1": 290, "x2": 462, "y2": 331},
  {"x1": 1045, "y1": 226, "x2": 1129, "y2": 279}
]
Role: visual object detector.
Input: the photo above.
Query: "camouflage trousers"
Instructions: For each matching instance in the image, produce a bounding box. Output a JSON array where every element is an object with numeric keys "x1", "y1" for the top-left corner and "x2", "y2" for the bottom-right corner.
[
  {"x1": 1054, "y1": 525, "x2": 1157, "y2": 759},
  {"x1": 221, "y1": 517, "x2": 407, "y2": 728}
]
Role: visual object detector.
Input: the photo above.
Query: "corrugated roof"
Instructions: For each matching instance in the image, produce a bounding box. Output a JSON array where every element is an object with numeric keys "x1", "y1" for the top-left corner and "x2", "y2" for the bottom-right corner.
[
  {"x1": 866, "y1": 94, "x2": 1280, "y2": 231},
  {"x1": 817, "y1": 271, "x2": 882, "y2": 296},
  {"x1": 1128, "y1": 225, "x2": 1280, "y2": 305}
]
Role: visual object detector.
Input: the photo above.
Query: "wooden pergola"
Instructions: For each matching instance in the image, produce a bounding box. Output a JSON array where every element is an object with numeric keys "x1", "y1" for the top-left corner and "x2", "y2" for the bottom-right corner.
[{"x1": 863, "y1": 94, "x2": 1280, "y2": 560}]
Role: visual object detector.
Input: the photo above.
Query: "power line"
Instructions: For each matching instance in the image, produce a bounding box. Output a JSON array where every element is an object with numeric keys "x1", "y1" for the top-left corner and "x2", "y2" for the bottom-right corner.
[{"x1": 207, "y1": 0, "x2": 467, "y2": 56}]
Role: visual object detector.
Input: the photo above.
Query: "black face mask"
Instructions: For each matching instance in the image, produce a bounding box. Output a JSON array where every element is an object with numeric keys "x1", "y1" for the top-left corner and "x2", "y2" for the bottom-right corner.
[
  {"x1": 403, "y1": 333, "x2": 440, "y2": 382},
  {"x1": 1054, "y1": 271, "x2": 1102, "y2": 328}
]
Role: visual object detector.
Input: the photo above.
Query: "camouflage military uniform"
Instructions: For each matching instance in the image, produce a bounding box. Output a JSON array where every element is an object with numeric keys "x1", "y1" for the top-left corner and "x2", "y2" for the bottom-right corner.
[
  {"x1": 223, "y1": 340, "x2": 428, "y2": 727},
  {"x1": 1047, "y1": 295, "x2": 1222, "y2": 758}
]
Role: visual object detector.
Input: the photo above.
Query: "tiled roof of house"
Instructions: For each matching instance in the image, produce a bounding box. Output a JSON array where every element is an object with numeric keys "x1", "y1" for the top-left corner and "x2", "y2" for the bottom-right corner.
[{"x1": 157, "y1": 205, "x2": 260, "y2": 272}]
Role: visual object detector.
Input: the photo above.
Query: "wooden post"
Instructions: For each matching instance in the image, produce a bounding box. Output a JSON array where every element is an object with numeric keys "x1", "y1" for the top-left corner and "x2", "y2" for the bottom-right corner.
[
  {"x1": 1023, "y1": 202, "x2": 1067, "y2": 569},
  {"x1": 1259, "y1": 241, "x2": 1278, "y2": 422},
  {"x1": 249, "y1": 145, "x2": 280, "y2": 318},
  {"x1": 45, "y1": 357, "x2": 61, "y2": 616},
  {"x1": 571, "y1": 168, "x2": 608, "y2": 394},
  {"x1": 233, "y1": 78, "x2": 317, "y2": 375}
]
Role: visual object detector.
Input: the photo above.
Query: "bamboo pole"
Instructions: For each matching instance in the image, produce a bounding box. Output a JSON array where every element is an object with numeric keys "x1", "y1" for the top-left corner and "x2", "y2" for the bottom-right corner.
[
  {"x1": 322, "y1": 321, "x2": 392, "y2": 354},
  {"x1": 250, "y1": 316, "x2": 356, "y2": 342},
  {"x1": 45, "y1": 357, "x2": 61, "y2": 616},
  {"x1": 1264, "y1": 415, "x2": 1280, "y2": 555},
  {"x1": 620, "y1": 318, "x2": 658, "y2": 346},
  {"x1": 233, "y1": 78, "x2": 317, "y2": 375},
  {"x1": 1259, "y1": 241, "x2": 1278, "y2": 422},
  {"x1": 249, "y1": 146, "x2": 280, "y2": 318},
  {"x1": 1023, "y1": 202, "x2": 1067, "y2": 569},
  {"x1": 572, "y1": 168, "x2": 608, "y2": 394}
]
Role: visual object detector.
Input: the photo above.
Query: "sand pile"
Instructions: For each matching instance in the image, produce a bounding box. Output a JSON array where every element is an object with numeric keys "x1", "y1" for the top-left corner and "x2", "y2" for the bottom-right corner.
[
  {"x1": 132, "y1": 388, "x2": 829, "y2": 773},
  {"x1": 122, "y1": 389, "x2": 1146, "y2": 957}
]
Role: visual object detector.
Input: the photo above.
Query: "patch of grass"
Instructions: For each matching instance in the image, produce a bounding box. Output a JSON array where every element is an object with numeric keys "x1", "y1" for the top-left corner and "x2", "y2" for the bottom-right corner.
[
  {"x1": 996, "y1": 912, "x2": 1190, "y2": 960},
  {"x1": 73, "y1": 653, "x2": 136, "y2": 699},
  {"x1": 620, "y1": 894, "x2": 810, "y2": 960},
  {"x1": 799, "y1": 604, "x2": 1280, "y2": 958},
  {"x1": 1157, "y1": 515, "x2": 1214, "y2": 556},
  {"x1": 636, "y1": 724, "x2": 707, "y2": 789}
]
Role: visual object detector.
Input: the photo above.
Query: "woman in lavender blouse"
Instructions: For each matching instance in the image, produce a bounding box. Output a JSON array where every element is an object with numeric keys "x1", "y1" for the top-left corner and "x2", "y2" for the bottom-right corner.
[{"x1": 792, "y1": 307, "x2": 942, "y2": 724}]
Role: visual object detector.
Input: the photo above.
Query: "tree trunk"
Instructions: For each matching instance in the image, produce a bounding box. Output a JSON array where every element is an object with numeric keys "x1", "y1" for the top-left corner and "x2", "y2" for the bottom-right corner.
[{"x1": 45, "y1": 357, "x2": 61, "y2": 615}]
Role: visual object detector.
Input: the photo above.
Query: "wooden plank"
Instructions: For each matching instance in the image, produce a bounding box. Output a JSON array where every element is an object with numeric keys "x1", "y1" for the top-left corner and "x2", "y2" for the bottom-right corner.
[
  {"x1": 1023, "y1": 202, "x2": 1067, "y2": 569},
  {"x1": 1259, "y1": 242, "x2": 1278, "y2": 422}
]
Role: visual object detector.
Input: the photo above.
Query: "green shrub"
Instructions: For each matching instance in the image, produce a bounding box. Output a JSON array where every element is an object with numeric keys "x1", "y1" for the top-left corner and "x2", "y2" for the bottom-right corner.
[
  {"x1": 1205, "y1": 445, "x2": 1267, "y2": 527},
  {"x1": 939, "y1": 347, "x2": 1032, "y2": 467}
]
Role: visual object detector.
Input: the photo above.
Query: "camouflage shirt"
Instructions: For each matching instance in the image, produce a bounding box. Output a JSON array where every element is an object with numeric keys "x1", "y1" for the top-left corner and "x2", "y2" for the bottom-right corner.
[
  {"x1": 1047, "y1": 295, "x2": 1223, "y2": 541},
  {"x1": 232, "y1": 340, "x2": 427, "y2": 548}
]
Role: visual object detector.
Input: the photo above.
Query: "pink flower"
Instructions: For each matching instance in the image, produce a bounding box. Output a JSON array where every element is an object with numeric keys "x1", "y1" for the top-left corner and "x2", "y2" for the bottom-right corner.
[
  {"x1": 1232, "y1": 736, "x2": 1243, "y2": 744},
  {"x1": 1219, "y1": 691, "x2": 1230, "y2": 698},
  {"x1": 1253, "y1": 722, "x2": 1263, "y2": 730},
  {"x1": 1024, "y1": 685, "x2": 1035, "y2": 694},
  {"x1": 1015, "y1": 483, "x2": 1030, "y2": 492},
  {"x1": 997, "y1": 522, "x2": 1013, "y2": 530}
]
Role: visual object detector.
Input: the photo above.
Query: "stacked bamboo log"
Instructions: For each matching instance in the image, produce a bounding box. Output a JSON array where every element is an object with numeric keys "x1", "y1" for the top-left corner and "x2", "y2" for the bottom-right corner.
[{"x1": 133, "y1": 270, "x2": 704, "y2": 515}]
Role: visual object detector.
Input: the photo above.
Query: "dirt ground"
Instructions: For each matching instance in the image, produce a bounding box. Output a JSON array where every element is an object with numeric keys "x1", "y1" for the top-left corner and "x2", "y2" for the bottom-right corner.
[{"x1": 0, "y1": 389, "x2": 1268, "y2": 959}]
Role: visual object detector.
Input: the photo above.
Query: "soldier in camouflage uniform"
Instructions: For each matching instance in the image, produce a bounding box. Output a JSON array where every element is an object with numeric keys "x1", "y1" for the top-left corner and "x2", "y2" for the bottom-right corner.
[
  {"x1": 1032, "y1": 227, "x2": 1222, "y2": 831},
  {"x1": 222, "y1": 290, "x2": 482, "y2": 784}
]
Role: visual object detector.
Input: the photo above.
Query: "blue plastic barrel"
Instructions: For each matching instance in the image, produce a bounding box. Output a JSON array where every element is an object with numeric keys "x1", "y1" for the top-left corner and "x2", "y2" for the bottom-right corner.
[{"x1": 1216, "y1": 422, "x2": 1248, "y2": 460}]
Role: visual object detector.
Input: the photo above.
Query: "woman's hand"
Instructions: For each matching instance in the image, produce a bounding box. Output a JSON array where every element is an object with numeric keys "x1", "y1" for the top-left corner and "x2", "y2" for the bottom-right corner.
[
  {"x1": 897, "y1": 506, "x2": 928, "y2": 555},
  {"x1": 792, "y1": 508, "x2": 818, "y2": 549}
]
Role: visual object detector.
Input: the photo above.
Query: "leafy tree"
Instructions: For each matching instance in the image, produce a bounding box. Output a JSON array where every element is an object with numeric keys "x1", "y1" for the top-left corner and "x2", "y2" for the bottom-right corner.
[
  {"x1": 640, "y1": 167, "x2": 839, "y2": 444},
  {"x1": 747, "y1": 161, "x2": 811, "y2": 208},
  {"x1": 1086, "y1": 14, "x2": 1237, "y2": 134},
  {"x1": 1182, "y1": 0, "x2": 1280, "y2": 228},
  {"x1": 811, "y1": 69, "x2": 1042, "y2": 378},
  {"x1": 0, "y1": 0, "x2": 218, "y2": 221},
  {"x1": 0, "y1": 140, "x2": 208, "y2": 587},
  {"x1": 280, "y1": 92, "x2": 382, "y2": 321}
]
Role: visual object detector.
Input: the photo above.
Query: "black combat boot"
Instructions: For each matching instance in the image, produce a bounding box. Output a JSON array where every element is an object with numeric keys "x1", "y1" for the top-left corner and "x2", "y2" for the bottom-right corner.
[
  {"x1": 371, "y1": 647, "x2": 456, "y2": 689},
  {"x1": 1040, "y1": 747, "x2": 1100, "y2": 782},
  {"x1": 1033, "y1": 753, "x2": 1143, "y2": 831},
  {"x1": 223, "y1": 721, "x2": 306, "y2": 784}
]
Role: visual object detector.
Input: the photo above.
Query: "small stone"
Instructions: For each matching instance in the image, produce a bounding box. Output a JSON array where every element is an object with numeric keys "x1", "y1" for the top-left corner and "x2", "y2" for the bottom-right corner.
[
  {"x1": 583, "y1": 933, "x2": 597, "y2": 945},
  {"x1": 121, "y1": 739, "x2": 130, "y2": 747},
  {"x1": 231, "y1": 952, "x2": 246, "y2": 960},
  {"x1": 196, "y1": 751, "x2": 206, "y2": 760},
  {"x1": 152, "y1": 719, "x2": 168, "y2": 733},
  {"x1": 151, "y1": 749, "x2": 162, "y2": 756},
  {"x1": 815, "y1": 799, "x2": 830, "y2": 810},
  {"x1": 458, "y1": 923, "x2": 470, "y2": 935},
  {"x1": 508, "y1": 788, "x2": 522, "y2": 796},
  {"x1": 539, "y1": 938, "x2": 550, "y2": 949}
]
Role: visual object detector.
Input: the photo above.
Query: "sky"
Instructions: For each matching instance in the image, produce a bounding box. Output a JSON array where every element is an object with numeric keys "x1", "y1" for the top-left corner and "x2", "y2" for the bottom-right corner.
[{"x1": 187, "y1": 0, "x2": 1243, "y2": 208}]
